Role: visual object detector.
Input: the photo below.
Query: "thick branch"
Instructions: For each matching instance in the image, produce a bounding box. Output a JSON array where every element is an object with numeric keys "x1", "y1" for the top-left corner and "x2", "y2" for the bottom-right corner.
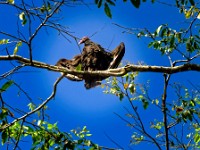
[
  {"x1": 0, "y1": 55, "x2": 200, "y2": 77},
  {"x1": 162, "y1": 74, "x2": 170, "y2": 150}
]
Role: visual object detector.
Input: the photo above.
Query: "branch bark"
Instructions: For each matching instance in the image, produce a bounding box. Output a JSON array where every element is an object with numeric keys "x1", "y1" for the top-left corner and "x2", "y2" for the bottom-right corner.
[
  {"x1": 162, "y1": 74, "x2": 170, "y2": 150},
  {"x1": 1, "y1": 55, "x2": 200, "y2": 78}
]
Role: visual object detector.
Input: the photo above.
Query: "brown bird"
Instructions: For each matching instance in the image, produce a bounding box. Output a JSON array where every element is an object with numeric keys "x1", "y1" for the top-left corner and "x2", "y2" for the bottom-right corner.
[{"x1": 79, "y1": 36, "x2": 125, "y2": 89}]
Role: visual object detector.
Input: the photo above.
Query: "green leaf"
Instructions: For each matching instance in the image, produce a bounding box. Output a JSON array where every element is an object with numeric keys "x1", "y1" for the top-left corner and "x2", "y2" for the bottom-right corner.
[
  {"x1": 170, "y1": 35, "x2": 175, "y2": 48},
  {"x1": 47, "y1": 122, "x2": 58, "y2": 130},
  {"x1": 148, "y1": 41, "x2": 154, "y2": 48},
  {"x1": 155, "y1": 25, "x2": 163, "y2": 36},
  {"x1": 86, "y1": 133, "x2": 92, "y2": 137},
  {"x1": 0, "y1": 39, "x2": 9, "y2": 44},
  {"x1": 0, "y1": 108, "x2": 9, "y2": 120},
  {"x1": 142, "y1": 99, "x2": 149, "y2": 110},
  {"x1": 28, "y1": 103, "x2": 36, "y2": 111},
  {"x1": 7, "y1": 0, "x2": 14, "y2": 4},
  {"x1": 185, "y1": 10, "x2": 192, "y2": 19},
  {"x1": 128, "y1": 83, "x2": 135, "y2": 94},
  {"x1": 155, "y1": 99, "x2": 159, "y2": 105},
  {"x1": 19, "y1": 12, "x2": 25, "y2": 20},
  {"x1": 78, "y1": 139, "x2": 83, "y2": 144},
  {"x1": 19, "y1": 12, "x2": 27, "y2": 25},
  {"x1": 97, "y1": 0, "x2": 103, "y2": 8},
  {"x1": 106, "y1": 0, "x2": 115, "y2": 6},
  {"x1": 1, "y1": 130, "x2": 8, "y2": 145},
  {"x1": 95, "y1": 0, "x2": 99, "y2": 4},
  {"x1": 175, "y1": 33, "x2": 182, "y2": 43},
  {"x1": 83, "y1": 126, "x2": 87, "y2": 131},
  {"x1": 189, "y1": 0, "x2": 195, "y2": 6},
  {"x1": 14, "y1": 41, "x2": 22, "y2": 55},
  {"x1": 75, "y1": 64, "x2": 82, "y2": 71},
  {"x1": 47, "y1": 2, "x2": 51, "y2": 11},
  {"x1": 119, "y1": 93, "x2": 124, "y2": 101},
  {"x1": 84, "y1": 140, "x2": 91, "y2": 146},
  {"x1": 130, "y1": 0, "x2": 141, "y2": 8},
  {"x1": 0, "y1": 80, "x2": 14, "y2": 93},
  {"x1": 104, "y1": 3, "x2": 112, "y2": 18},
  {"x1": 194, "y1": 132, "x2": 200, "y2": 143}
]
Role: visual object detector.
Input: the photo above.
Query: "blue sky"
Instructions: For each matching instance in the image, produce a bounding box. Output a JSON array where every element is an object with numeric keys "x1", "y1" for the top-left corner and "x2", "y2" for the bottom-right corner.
[{"x1": 1, "y1": 0, "x2": 200, "y2": 149}]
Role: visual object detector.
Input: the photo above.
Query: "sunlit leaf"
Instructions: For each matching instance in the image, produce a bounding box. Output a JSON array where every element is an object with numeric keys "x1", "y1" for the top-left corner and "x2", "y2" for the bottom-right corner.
[
  {"x1": 28, "y1": 103, "x2": 36, "y2": 111},
  {"x1": 197, "y1": 13, "x2": 200, "y2": 19},
  {"x1": 86, "y1": 133, "x2": 92, "y2": 137},
  {"x1": 0, "y1": 39, "x2": 9, "y2": 44},
  {"x1": 37, "y1": 120, "x2": 42, "y2": 126},
  {"x1": 14, "y1": 41, "x2": 22, "y2": 55},
  {"x1": 194, "y1": 132, "x2": 200, "y2": 143},
  {"x1": 19, "y1": 12, "x2": 25, "y2": 20},
  {"x1": 185, "y1": 10, "x2": 192, "y2": 19},
  {"x1": 19, "y1": 12, "x2": 27, "y2": 25},
  {"x1": 84, "y1": 140, "x2": 91, "y2": 146},
  {"x1": 155, "y1": 25, "x2": 163, "y2": 36},
  {"x1": 7, "y1": 0, "x2": 14, "y2": 4}
]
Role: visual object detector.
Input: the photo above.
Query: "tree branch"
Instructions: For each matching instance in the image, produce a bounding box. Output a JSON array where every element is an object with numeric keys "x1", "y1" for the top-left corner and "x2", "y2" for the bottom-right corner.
[
  {"x1": 0, "y1": 74, "x2": 65, "y2": 130},
  {"x1": 162, "y1": 74, "x2": 170, "y2": 150},
  {"x1": 0, "y1": 55, "x2": 200, "y2": 78}
]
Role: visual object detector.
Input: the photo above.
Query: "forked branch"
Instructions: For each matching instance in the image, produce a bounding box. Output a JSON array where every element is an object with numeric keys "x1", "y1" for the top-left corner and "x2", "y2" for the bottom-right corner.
[{"x1": 0, "y1": 74, "x2": 65, "y2": 130}]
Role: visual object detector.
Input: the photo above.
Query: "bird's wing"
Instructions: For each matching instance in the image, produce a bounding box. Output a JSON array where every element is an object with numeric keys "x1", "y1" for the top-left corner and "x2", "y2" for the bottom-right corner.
[
  {"x1": 109, "y1": 42, "x2": 125, "y2": 69},
  {"x1": 56, "y1": 58, "x2": 83, "y2": 81}
]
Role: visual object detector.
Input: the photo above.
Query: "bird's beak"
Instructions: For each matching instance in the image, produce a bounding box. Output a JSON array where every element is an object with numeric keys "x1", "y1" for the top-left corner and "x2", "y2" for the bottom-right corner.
[{"x1": 78, "y1": 39, "x2": 83, "y2": 45}]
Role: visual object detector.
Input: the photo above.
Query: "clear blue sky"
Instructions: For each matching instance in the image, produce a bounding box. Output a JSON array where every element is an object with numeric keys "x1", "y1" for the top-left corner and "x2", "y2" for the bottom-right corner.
[{"x1": 1, "y1": 1, "x2": 199, "y2": 149}]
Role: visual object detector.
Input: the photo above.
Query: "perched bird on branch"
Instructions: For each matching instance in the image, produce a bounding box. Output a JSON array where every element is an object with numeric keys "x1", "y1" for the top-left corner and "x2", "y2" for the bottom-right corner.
[
  {"x1": 79, "y1": 36, "x2": 125, "y2": 89},
  {"x1": 56, "y1": 36, "x2": 125, "y2": 89}
]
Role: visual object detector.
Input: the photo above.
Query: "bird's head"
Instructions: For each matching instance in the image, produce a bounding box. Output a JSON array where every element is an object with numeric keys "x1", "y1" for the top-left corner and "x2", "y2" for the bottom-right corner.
[
  {"x1": 56, "y1": 58, "x2": 68, "y2": 67},
  {"x1": 78, "y1": 36, "x2": 90, "y2": 44}
]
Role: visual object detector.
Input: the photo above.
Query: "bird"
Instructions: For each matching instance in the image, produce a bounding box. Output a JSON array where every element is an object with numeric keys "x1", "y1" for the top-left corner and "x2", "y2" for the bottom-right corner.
[{"x1": 78, "y1": 36, "x2": 125, "y2": 89}]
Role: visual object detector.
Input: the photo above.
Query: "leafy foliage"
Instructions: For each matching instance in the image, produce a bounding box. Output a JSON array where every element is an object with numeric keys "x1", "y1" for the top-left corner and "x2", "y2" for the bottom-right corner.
[
  {"x1": 0, "y1": 81, "x2": 14, "y2": 93},
  {"x1": 102, "y1": 74, "x2": 200, "y2": 149},
  {"x1": 0, "y1": 0, "x2": 200, "y2": 149},
  {"x1": 95, "y1": 0, "x2": 147, "y2": 18},
  {"x1": 1, "y1": 119, "x2": 99, "y2": 150}
]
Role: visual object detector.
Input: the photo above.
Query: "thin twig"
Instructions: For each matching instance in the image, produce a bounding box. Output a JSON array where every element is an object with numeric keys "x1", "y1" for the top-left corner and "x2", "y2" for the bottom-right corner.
[{"x1": 0, "y1": 74, "x2": 65, "y2": 130}]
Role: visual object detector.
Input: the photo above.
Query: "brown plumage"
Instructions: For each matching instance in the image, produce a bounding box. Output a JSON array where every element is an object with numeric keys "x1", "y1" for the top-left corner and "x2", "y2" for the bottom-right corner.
[
  {"x1": 79, "y1": 36, "x2": 125, "y2": 89},
  {"x1": 56, "y1": 36, "x2": 125, "y2": 89}
]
